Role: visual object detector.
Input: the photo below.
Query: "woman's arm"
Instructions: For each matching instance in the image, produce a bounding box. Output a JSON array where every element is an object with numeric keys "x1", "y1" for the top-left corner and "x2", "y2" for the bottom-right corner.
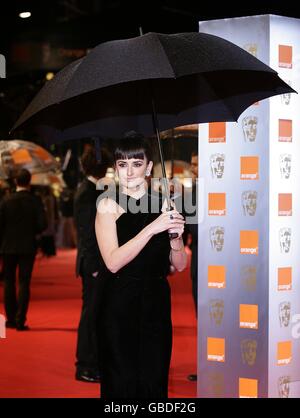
[
  {"x1": 95, "y1": 198, "x2": 184, "y2": 273},
  {"x1": 169, "y1": 237, "x2": 187, "y2": 272},
  {"x1": 162, "y1": 199, "x2": 187, "y2": 272},
  {"x1": 95, "y1": 198, "x2": 153, "y2": 273}
]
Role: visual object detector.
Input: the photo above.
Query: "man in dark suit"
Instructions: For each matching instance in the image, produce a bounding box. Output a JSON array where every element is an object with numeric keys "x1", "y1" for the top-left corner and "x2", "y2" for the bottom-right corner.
[
  {"x1": 74, "y1": 146, "x2": 111, "y2": 383},
  {"x1": 0, "y1": 168, "x2": 47, "y2": 330}
]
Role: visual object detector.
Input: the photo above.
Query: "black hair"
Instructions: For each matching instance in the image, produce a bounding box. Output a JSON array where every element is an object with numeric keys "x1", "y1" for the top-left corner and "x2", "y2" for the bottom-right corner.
[
  {"x1": 114, "y1": 131, "x2": 153, "y2": 163},
  {"x1": 15, "y1": 168, "x2": 31, "y2": 187},
  {"x1": 81, "y1": 147, "x2": 112, "y2": 178}
]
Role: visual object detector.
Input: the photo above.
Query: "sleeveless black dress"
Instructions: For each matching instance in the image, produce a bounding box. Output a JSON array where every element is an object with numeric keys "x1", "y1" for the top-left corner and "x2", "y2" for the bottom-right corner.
[{"x1": 100, "y1": 191, "x2": 172, "y2": 399}]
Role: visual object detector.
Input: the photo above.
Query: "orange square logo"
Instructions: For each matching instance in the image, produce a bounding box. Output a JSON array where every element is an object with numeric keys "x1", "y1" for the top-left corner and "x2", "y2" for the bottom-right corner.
[
  {"x1": 279, "y1": 119, "x2": 292, "y2": 142},
  {"x1": 208, "y1": 265, "x2": 226, "y2": 289},
  {"x1": 209, "y1": 122, "x2": 226, "y2": 143},
  {"x1": 239, "y1": 304, "x2": 258, "y2": 329},
  {"x1": 239, "y1": 378, "x2": 258, "y2": 398},
  {"x1": 208, "y1": 193, "x2": 226, "y2": 216},
  {"x1": 277, "y1": 341, "x2": 292, "y2": 365},
  {"x1": 240, "y1": 156, "x2": 259, "y2": 180},
  {"x1": 279, "y1": 45, "x2": 293, "y2": 68},
  {"x1": 207, "y1": 337, "x2": 225, "y2": 362},
  {"x1": 240, "y1": 230, "x2": 259, "y2": 255},
  {"x1": 278, "y1": 194, "x2": 292, "y2": 216},
  {"x1": 278, "y1": 267, "x2": 292, "y2": 291}
]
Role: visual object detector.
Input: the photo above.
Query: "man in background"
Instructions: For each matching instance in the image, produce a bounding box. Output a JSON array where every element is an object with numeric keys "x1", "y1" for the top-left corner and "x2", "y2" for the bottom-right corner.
[
  {"x1": 74, "y1": 146, "x2": 112, "y2": 383},
  {"x1": 0, "y1": 168, "x2": 47, "y2": 330}
]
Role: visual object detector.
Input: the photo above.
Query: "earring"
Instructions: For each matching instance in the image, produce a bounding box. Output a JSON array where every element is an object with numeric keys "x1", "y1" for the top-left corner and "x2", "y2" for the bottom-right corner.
[{"x1": 145, "y1": 171, "x2": 150, "y2": 176}]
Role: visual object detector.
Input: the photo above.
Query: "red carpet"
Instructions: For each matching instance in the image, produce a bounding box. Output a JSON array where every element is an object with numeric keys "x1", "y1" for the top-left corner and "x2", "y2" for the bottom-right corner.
[{"x1": 0, "y1": 249, "x2": 196, "y2": 398}]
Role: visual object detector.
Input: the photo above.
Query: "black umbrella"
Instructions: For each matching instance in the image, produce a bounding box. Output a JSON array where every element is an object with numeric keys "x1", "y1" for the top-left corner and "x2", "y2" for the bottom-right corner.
[{"x1": 12, "y1": 32, "x2": 295, "y2": 210}]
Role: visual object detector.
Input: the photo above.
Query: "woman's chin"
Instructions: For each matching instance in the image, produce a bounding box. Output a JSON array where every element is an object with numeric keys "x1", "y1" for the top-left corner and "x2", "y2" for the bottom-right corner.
[{"x1": 124, "y1": 181, "x2": 144, "y2": 189}]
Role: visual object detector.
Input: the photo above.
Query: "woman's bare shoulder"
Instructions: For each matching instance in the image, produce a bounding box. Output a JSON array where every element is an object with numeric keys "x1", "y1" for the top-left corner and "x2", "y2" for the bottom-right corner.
[{"x1": 96, "y1": 196, "x2": 124, "y2": 216}]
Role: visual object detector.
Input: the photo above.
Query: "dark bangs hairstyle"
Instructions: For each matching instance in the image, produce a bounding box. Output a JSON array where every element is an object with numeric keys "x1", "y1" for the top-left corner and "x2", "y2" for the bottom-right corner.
[{"x1": 114, "y1": 131, "x2": 153, "y2": 163}]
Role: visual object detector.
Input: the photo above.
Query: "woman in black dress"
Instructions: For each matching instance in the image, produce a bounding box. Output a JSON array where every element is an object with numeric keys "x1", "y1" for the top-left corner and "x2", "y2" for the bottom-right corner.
[{"x1": 95, "y1": 132, "x2": 187, "y2": 398}]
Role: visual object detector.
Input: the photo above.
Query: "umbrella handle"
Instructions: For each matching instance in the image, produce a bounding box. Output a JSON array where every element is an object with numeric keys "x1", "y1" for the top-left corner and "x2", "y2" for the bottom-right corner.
[{"x1": 166, "y1": 206, "x2": 179, "y2": 240}]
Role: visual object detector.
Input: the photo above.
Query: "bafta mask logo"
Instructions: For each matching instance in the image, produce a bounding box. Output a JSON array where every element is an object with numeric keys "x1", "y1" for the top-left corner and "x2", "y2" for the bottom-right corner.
[
  {"x1": 242, "y1": 191, "x2": 257, "y2": 216},
  {"x1": 281, "y1": 80, "x2": 292, "y2": 105},
  {"x1": 243, "y1": 43, "x2": 258, "y2": 57},
  {"x1": 210, "y1": 226, "x2": 225, "y2": 252},
  {"x1": 241, "y1": 265, "x2": 257, "y2": 292},
  {"x1": 210, "y1": 153, "x2": 225, "y2": 179},
  {"x1": 278, "y1": 376, "x2": 290, "y2": 398},
  {"x1": 279, "y1": 154, "x2": 292, "y2": 179},
  {"x1": 241, "y1": 339, "x2": 257, "y2": 366},
  {"x1": 209, "y1": 299, "x2": 224, "y2": 326},
  {"x1": 279, "y1": 301, "x2": 291, "y2": 327},
  {"x1": 207, "y1": 372, "x2": 224, "y2": 397},
  {"x1": 242, "y1": 116, "x2": 258, "y2": 142},
  {"x1": 279, "y1": 228, "x2": 291, "y2": 254}
]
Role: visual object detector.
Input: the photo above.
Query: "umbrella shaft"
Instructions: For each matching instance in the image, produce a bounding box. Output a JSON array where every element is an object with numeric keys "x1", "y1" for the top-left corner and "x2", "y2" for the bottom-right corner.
[
  {"x1": 151, "y1": 98, "x2": 171, "y2": 209},
  {"x1": 156, "y1": 135, "x2": 170, "y2": 201},
  {"x1": 151, "y1": 97, "x2": 178, "y2": 240}
]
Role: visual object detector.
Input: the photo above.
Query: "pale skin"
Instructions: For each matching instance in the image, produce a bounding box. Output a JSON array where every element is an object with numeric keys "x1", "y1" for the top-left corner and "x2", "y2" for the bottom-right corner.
[{"x1": 95, "y1": 156, "x2": 187, "y2": 274}]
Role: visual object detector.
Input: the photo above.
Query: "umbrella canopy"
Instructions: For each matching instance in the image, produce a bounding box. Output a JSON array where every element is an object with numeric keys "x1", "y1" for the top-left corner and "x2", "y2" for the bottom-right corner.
[
  {"x1": 31, "y1": 172, "x2": 66, "y2": 188},
  {"x1": 0, "y1": 140, "x2": 60, "y2": 178},
  {"x1": 12, "y1": 32, "x2": 295, "y2": 142}
]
